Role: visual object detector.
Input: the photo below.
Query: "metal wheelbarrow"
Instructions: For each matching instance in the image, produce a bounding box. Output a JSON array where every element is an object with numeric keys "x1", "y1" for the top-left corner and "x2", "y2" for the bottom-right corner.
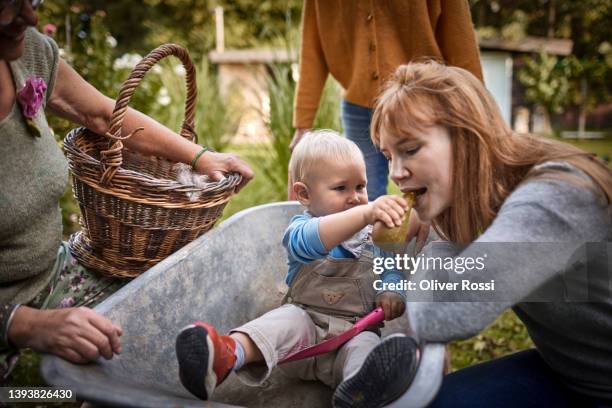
[{"x1": 41, "y1": 202, "x2": 445, "y2": 407}]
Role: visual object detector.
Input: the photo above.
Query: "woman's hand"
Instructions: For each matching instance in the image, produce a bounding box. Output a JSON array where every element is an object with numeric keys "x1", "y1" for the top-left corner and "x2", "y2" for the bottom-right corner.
[
  {"x1": 194, "y1": 151, "x2": 254, "y2": 193},
  {"x1": 366, "y1": 195, "x2": 407, "y2": 228},
  {"x1": 289, "y1": 128, "x2": 310, "y2": 151},
  {"x1": 8, "y1": 306, "x2": 122, "y2": 364},
  {"x1": 375, "y1": 292, "x2": 406, "y2": 321},
  {"x1": 405, "y1": 210, "x2": 430, "y2": 255}
]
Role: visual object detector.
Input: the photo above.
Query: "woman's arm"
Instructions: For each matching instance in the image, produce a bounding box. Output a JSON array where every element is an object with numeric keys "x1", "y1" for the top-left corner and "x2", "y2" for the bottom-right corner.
[
  {"x1": 292, "y1": 0, "x2": 329, "y2": 129},
  {"x1": 46, "y1": 59, "x2": 254, "y2": 190},
  {"x1": 405, "y1": 177, "x2": 610, "y2": 342},
  {"x1": 436, "y1": 0, "x2": 483, "y2": 82}
]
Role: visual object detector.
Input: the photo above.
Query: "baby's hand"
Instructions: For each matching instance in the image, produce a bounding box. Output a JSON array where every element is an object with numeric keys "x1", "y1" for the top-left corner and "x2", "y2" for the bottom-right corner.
[
  {"x1": 366, "y1": 195, "x2": 407, "y2": 228},
  {"x1": 375, "y1": 292, "x2": 406, "y2": 321}
]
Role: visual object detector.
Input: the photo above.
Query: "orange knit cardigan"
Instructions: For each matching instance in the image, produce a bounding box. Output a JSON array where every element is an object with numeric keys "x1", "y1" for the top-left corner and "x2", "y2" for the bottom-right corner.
[{"x1": 293, "y1": 0, "x2": 483, "y2": 128}]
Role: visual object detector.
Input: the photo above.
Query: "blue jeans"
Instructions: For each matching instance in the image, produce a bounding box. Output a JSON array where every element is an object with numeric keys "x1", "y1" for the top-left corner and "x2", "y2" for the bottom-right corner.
[
  {"x1": 341, "y1": 100, "x2": 388, "y2": 201},
  {"x1": 431, "y1": 349, "x2": 612, "y2": 408}
]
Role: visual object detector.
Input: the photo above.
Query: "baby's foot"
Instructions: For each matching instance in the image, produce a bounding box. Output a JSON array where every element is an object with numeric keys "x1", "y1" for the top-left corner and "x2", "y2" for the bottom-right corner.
[
  {"x1": 333, "y1": 334, "x2": 419, "y2": 408},
  {"x1": 176, "y1": 322, "x2": 237, "y2": 400}
]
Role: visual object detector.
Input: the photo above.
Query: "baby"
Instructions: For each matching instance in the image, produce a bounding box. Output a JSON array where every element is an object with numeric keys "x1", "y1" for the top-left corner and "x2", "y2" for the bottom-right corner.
[{"x1": 175, "y1": 130, "x2": 411, "y2": 403}]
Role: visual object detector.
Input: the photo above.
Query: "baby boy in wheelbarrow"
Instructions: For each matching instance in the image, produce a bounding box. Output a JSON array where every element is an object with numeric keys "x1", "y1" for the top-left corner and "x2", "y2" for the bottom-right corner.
[{"x1": 176, "y1": 131, "x2": 421, "y2": 407}]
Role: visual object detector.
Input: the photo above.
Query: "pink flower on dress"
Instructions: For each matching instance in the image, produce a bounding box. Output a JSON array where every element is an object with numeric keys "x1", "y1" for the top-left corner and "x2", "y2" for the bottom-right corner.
[
  {"x1": 43, "y1": 23, "x2": 57, "y2": 37},
  {"x1": 16, "y1": 77, "x2": 47, "y2": 137},
  {"x1": 59, "y1": 297, "x2": 76, "y2": 308},
  {"x1": 17, "y1": 77, "x2": 47, "y2": 120}
]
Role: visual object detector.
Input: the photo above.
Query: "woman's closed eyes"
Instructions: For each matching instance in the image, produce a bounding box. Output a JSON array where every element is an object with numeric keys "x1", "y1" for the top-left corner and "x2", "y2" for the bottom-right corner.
[{"x1": 404, "y1": 146, "x2": 420, "y2": 156}]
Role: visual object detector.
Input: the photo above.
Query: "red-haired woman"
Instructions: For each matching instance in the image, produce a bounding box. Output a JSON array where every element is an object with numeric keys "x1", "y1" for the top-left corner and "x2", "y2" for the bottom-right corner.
[{"x1": 333, "y1": 61, "x2": 611, "y2": 408}]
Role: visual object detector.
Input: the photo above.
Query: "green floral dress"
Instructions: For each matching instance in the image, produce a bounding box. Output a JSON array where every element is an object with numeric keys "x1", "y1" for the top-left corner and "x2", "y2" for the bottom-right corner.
[{"x1": 0, "y1": 29, "x2": 126, "y2": 381}]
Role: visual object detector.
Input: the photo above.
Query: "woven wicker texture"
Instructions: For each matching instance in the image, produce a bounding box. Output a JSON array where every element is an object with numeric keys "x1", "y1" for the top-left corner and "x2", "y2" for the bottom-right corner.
[{"x1": 64, "y1": 44, "x2": 241, "y2": 278}]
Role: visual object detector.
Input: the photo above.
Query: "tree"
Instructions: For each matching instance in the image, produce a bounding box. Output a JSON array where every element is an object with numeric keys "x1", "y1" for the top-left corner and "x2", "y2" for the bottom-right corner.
[
  {"x1": 471, "y1": 0, "x2": 611, "y2": 133},
  {"x1": 518, "y1": 51, "x2": 573, "y2": 134},
  {"x1": 560, "y1": 0, "x2": 611, "y2": 135}
]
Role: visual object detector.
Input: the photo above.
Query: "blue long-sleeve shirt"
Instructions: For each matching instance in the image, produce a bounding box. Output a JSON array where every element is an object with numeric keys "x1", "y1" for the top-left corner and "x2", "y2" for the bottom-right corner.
[{"x1": 282, "y1": 213, "x2": 406, "y2": 297}]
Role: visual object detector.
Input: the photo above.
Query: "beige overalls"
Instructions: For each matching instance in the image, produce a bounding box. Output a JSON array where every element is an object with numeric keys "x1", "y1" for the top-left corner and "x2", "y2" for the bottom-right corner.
[{"x1": 231, "y1": 247, "x2": 383, "y2": 388}]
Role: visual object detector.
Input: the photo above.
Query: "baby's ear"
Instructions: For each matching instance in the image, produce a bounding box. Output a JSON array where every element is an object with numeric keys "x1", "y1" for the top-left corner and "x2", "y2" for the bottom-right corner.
[{"x1": 293, "y1": 182, "x2": 310, "y2": 205}]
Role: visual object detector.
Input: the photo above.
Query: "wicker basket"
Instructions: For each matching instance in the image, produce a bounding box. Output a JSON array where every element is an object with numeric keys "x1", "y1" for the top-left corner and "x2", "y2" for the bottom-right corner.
[{"x1": 64, "y1": 44, "x2": 241, "y2": 278}]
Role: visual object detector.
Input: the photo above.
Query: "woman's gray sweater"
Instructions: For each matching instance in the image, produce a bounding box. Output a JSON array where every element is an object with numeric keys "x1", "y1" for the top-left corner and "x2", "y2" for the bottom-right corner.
[{"x1": 405, "y1": 162, "x2": 612, "y2": 399}]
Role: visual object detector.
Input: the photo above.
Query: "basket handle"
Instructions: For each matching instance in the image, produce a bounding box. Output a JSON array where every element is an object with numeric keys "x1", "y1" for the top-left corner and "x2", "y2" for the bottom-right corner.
[{"x1": 100, "y1": 44, "x2": 198, "y2": 185}]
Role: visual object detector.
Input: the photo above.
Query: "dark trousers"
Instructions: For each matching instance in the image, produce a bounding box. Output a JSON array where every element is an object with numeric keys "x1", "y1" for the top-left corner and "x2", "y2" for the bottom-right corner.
[{"x1": 430, "y1": 349, "x2": 611, "y2": 408}]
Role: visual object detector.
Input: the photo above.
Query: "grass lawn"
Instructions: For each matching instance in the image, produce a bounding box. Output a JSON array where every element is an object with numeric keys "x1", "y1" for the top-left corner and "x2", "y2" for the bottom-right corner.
[{"x1": 553, "y1": 134, "x2": 612, "y2": 166}]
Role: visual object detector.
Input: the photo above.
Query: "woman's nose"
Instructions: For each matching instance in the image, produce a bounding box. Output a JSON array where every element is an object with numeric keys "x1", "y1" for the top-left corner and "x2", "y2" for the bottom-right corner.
[{"x1": 389, "y1": 158, "x2": 411, "y2": 184}]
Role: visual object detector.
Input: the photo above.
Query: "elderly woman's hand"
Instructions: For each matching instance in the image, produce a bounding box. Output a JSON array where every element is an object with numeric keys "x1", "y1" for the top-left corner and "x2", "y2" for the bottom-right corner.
[
  {"x1": 8, "y1": 306, "x2": 122, "y2": 364},
  {"x1": 194, "y1": 151, "x2": 254, "y2": 193}
]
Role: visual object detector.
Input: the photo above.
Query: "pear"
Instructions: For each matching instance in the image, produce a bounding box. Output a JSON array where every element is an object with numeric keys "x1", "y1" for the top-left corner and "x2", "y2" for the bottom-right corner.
[{"x1": 372, "y1": 192, "x2": 416, "y2": 253}]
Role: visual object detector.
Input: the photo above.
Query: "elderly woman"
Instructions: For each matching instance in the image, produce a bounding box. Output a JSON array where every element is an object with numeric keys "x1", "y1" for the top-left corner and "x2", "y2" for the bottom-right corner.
[{"x1": 0, "y1": 0, "x2": 253, "y2": 378}]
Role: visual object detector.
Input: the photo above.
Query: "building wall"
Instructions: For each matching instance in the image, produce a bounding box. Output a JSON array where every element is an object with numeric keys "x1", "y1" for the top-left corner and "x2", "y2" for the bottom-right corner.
[
  {"x1": 481, "y1": 51, "x2": 513, "y2": 126},
  {"x1": 218, "y1": 63, "x2": 270, "y2": 143}
]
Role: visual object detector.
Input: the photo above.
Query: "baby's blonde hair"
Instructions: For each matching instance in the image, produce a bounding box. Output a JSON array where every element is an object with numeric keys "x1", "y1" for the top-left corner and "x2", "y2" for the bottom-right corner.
[{"x1": 289, "y1": 130, "x2": 364, "y2": 184}]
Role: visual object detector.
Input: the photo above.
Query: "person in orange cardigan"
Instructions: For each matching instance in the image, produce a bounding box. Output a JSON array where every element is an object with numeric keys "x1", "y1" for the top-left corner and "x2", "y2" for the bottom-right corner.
[{"x1": 289, "y1": 0, "x2": 483, "y2": 201}]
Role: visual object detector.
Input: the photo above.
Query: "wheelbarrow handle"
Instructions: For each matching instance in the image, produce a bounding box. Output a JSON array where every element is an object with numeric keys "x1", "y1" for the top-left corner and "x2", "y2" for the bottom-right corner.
[
  {"x1": 279, "y1": 307, "x2": 386, "y2": 364},
  {"x1": 352, "y1": 307, "x2": 386, "y2": 331}
]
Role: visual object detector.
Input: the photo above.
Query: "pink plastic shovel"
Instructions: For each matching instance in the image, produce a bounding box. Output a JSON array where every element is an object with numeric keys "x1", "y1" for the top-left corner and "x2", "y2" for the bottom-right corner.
[{"x1": 279, "y1": 307, "x2": 386, "y2": 364}]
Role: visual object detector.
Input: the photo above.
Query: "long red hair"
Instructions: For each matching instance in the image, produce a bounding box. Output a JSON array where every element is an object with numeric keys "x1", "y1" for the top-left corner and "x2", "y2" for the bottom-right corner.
[{"x1": 371, "y1": 61, "x2": 612, "y2": 244}]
